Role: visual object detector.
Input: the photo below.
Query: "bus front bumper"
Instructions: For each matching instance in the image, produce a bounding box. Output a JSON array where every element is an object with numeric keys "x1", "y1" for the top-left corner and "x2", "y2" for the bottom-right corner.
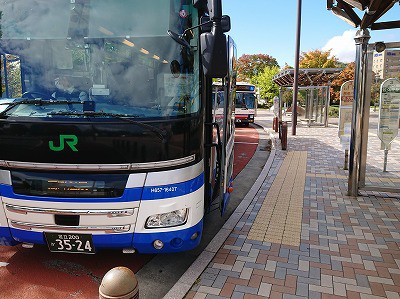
[{"x1": 0, "y1": 220, "x2": 203, "y2": 254}]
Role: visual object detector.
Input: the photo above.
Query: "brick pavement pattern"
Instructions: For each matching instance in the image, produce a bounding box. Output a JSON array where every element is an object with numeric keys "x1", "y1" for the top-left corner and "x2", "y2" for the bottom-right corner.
[{"x1": 185, "y1": 123, "x2": 400, "y2": 299}]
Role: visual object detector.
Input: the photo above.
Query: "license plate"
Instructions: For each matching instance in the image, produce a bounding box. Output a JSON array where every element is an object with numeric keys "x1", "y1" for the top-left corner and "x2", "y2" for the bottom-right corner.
[{"x1": 45, "y1": 232, "x2": 95, "y2": 254}]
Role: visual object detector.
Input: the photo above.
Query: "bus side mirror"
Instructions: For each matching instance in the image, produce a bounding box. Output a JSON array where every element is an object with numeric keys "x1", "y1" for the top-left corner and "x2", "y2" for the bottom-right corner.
[
  {"x1": 200, "y1": 15, "x2": 231, "y2": 33},
  {"x1": 200, "y1": 28, "x2": 227, "y2": 78}
]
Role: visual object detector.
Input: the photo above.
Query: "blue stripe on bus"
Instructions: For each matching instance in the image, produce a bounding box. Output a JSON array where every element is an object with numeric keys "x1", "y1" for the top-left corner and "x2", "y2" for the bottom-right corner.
[
  {"x1": 0, "y1": 172, "x2": 203, "y2": 203},
  {"x1": 0, "y1": 184, "x2": 142, "y2": 203},
  {"x1": 0, "y1": 227, "x2": 19, "y2": 246},
  {"x1": 141, "y1": 173, "x2": 204, "y2": 200}
]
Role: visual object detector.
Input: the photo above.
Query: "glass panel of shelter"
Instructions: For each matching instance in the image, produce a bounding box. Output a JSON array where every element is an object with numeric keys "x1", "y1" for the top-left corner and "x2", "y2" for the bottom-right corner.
[
  {"x1": 279, "y1": 85, "x2": 330, "y2": 127},
  {"x1": 359, "y1": 42, "x2": 400, "y2": 194}
]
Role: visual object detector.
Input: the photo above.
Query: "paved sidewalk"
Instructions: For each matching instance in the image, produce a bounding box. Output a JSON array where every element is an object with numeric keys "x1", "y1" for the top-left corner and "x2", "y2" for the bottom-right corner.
[{"x1": 165, "y1": 111, "x2": 400, "y2": 299}]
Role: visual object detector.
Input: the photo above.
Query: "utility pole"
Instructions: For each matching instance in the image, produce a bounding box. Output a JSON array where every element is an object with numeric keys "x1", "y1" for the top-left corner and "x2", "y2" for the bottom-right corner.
[{"x1": 292, "y1": 0, "x2": 302, "y2": 135}]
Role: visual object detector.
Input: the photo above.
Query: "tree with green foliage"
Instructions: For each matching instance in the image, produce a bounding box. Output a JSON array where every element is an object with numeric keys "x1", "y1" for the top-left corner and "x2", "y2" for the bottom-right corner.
[
  {"x1": 237, "y1": 54, "x2": 279, "y2": 81},
  {"x1": 280, "y1": 88, "x2": 305, "y2": 108},
  {"x1": 251, "y1": 65, "x2": 280, "y2": 106}
]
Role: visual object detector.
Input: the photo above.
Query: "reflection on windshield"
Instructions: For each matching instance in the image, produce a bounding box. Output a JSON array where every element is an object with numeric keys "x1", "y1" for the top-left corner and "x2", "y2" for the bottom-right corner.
[
  {"x1": 0, "y1": 0, "x2": 199, "y2": 119},
  {"x1": 235, "y1": 93, "x2": 256, "y2": 109}
]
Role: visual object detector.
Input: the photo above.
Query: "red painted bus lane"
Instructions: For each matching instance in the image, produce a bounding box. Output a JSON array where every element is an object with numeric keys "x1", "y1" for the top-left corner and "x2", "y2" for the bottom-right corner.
[
  {"x1": 233, "y1": 125, "x2": 259, "y2": 178},
  {"x1": 0, "y1": 245, "x2": 153, "y2": 298}
]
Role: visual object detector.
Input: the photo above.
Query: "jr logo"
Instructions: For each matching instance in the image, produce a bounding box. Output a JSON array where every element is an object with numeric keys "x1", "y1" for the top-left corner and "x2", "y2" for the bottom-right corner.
[{"x1": 49, "y1": 135, "x2": 78, "y2": 152}]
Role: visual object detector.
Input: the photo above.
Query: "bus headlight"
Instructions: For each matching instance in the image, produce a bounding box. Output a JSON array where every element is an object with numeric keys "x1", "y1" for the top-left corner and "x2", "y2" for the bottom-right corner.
[{"x1": 145, "y1": 208, "x2": 188, "y2": 229}]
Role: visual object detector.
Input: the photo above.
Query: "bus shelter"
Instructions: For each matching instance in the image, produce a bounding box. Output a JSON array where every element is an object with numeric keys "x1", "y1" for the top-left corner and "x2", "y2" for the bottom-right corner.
[
  {"x1": 326, "y1": 1, "x2": 400, "y2": 196},
  {"x1": 272, "y1": 68, "x2": 342, "y2": 127}
]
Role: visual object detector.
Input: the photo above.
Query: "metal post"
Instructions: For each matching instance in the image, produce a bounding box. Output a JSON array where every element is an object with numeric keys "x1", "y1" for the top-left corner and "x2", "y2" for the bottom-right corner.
[
  {"x1": 279, "y1": 87, "x2": 283, "y2": 122},
  {"x1": 292, "y1": 0, "x2": 302, "y2": 135},
  {"x1": 319, "y1": 89, "x2": 324, "y2": 123},
  {"x1": 315, "y1": 88, "x2": 318, "y2": 122},
  {"x1": 281, "y1": 122, "x2": 288, "y2": 150},
  {"x1": 305, "y1": 90, "x2": 309, "y2": 119},
  {"x1": 324, "y1": 84, "x2": 330, "y2": 127},
  {"x1": 314, "y1": 89, "x2": 318, "y2": 122},
  {"x1": 358, "y1": 47, "x2": 373, "y2": 188},
  {"x1": 348, "y1": 29, "x2": 370, "y2": 196},
  {"x1": 308, "y1": 88, "x2": 314, "y2": 127},
  {"x1": 383, "y1": 148, "x2": 388, "y2": 172},
  {"x1": 315, "y1": 89, "x2": 320, "y2": 122}
]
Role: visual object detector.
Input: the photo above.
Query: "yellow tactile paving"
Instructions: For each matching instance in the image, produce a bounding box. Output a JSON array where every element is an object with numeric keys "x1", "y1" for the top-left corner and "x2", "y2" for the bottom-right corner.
[{"x1": 247, "y1": 151, "x2": 307, "y2": 247}]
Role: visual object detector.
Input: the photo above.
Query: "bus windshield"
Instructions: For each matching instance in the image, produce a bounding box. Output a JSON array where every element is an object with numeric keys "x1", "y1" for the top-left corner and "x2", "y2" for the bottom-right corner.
[
  {"x1": 235, "y1": 93, "x2": 256, "y2": 109},
  {"x1": 0, "y1": 0, "x2": 199, "y2": 119}
]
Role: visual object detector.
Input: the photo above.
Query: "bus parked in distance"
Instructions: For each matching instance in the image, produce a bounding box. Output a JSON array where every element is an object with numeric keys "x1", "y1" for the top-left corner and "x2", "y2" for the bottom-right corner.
[
  {"x1": 0, "y1": 0, "x2": 236, "y2": 254},
  {"x1": 235, "y1": 82, "x2": 257, "y2": 126}
]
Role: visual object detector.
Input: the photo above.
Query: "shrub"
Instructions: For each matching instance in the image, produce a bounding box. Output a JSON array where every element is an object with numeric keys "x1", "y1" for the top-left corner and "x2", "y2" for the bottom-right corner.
[{"x1": 329, "y1": 106, "x2": 339, "y2": 117}]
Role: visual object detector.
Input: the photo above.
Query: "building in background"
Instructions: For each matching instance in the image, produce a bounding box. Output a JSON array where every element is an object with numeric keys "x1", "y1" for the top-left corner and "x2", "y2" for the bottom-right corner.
[{"x1": 372, "y1": 49, "x2": 400, "y2": 80}]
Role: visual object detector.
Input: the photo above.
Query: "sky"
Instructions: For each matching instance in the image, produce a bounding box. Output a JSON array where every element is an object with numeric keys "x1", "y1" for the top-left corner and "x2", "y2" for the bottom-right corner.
[{"x1": 223, "y1": 1, "x2": 400, "y2": 67}]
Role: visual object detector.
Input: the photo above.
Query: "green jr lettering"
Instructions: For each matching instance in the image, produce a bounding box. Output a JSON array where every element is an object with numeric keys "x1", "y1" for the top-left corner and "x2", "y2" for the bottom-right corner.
[{"x1": 49, "y1": 135, "x2": 78, "y2": 152}]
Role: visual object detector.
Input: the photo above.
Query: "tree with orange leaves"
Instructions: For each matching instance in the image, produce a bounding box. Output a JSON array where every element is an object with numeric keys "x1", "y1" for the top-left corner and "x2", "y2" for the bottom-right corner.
[
  {"x1": 331, "y1": 62, "x2": 355, "y2": 104},
  {"x1": 299, "y1": 49, "x2": 339, "y2": 69}
]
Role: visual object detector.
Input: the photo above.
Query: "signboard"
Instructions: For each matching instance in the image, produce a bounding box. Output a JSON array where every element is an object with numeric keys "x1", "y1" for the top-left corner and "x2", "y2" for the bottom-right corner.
[
  {"x1": 338, "y1": 80, "x2": 354, "y2": 149},
  {"x1": 377, "y1": 78, "x2": 400, "y2": 149}
]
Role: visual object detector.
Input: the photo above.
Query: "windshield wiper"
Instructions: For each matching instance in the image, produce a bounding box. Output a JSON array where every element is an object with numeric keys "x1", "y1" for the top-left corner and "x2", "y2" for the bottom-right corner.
[
  {"x1": 48, "y1": 111, "x2": 168, "y2": 142},
  {"x1": 0, "y1": 99, "x2": 82, "y2": 117}
]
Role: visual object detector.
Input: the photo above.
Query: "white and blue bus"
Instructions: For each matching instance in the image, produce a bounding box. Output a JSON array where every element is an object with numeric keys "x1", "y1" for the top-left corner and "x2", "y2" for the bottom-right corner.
[{"x1": 0, "y1": 0, "x2": 236, "y2": 254}]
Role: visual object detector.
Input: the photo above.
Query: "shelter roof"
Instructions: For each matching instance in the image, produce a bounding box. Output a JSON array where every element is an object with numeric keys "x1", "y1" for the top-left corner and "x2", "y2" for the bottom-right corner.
[
  {"x1": 327, "y1": 0, "x2": 399, "y2": 30},
  {"x1": 272, "y1": 68, "x2": 343, "y2": 87}
]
